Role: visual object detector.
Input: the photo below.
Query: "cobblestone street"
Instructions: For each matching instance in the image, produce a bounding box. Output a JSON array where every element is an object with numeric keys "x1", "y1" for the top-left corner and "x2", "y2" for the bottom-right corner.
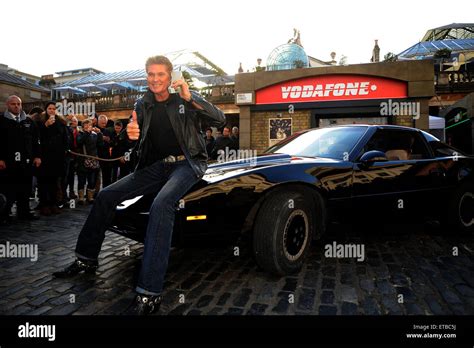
[{"x1": 1, "y1": 204, "x2": 474, "y2": 316}]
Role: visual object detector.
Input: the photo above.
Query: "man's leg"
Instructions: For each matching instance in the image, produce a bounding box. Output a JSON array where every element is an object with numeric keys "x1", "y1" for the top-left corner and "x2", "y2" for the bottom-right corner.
[
  {"x1": 75, "y1": 160, "x2": 168, "y2": 261},
  {"x1": 16, "y1": 169, "x2": 32, "y2": 217},
  {"x1": 111, "y1": 163, "x2": 118, "y2": 183},
  {"x1": 136, "y1": 161, "x2": 200, "y2": 295},
  {"x1": 102, "y1": 164, "x2": 112, "y2": 188},
  {"x1": 2, "y1": 170, "x2": 14, "y2": 220}
]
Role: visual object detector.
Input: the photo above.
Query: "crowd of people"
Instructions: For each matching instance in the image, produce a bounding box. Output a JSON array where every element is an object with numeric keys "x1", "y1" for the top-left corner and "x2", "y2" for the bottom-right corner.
[
  {"x1": 0, "y1": 96, "x2": 135, "y2": 224},
  {"x1": 0, "y1": 95, "x2": 240, "y2": 225}
]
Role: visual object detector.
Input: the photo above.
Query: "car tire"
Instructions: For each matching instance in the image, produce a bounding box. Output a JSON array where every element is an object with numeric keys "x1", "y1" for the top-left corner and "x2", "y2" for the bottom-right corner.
[
  {"x1": 252, "y1": 189, "x2": 321, "y2": 275},
  {"x1": 441, "y1": 182, "x2": 474, "y2": 233}
]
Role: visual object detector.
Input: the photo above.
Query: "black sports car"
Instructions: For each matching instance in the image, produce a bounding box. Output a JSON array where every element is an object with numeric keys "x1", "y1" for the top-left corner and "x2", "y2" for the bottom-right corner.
[{"x1": 110, "y1": 125, "x2": 474, "y2": 275}]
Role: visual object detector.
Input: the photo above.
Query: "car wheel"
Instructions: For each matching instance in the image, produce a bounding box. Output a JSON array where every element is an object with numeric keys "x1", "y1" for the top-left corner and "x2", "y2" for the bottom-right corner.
[
  {"x1": 442, "y1": 182, "x2": 474, "y2": 233},
  {"x1": 252, "y1": 189, "x2": 322, "y2": 275}
]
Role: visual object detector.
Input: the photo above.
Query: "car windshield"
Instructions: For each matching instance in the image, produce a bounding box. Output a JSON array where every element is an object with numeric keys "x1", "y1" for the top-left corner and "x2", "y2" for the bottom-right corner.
[{"x1": 265, "y1": 126, "x2": 368, "y2": 160}]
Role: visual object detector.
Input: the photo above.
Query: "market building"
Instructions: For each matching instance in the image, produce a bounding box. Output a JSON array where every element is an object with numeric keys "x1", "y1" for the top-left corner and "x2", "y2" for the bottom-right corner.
[
  {"x1": 0, "y1": 64, "x2": 50, "y2": 108},
  {"x1": 398, "y1": 23, "x2": 474, "y2": 153},
  {"x1": 235, "y1": 56, "x2": 434, "y2": 153}
]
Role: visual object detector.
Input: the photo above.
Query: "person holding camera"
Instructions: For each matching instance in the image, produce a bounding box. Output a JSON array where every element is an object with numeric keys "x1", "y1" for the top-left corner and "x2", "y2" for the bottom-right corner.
[
  {"x1": 54, "y1": 55, "x2": 226, "y2": 315},
  {"x1": 37, "y1": 102, "x2": 69, "y2": 216}
]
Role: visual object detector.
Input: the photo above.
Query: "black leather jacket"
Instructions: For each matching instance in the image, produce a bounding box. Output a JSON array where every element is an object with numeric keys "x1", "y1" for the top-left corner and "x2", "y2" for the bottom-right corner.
[{"x1": 134, "y1": 90, "x2": 226, "y2": 178}]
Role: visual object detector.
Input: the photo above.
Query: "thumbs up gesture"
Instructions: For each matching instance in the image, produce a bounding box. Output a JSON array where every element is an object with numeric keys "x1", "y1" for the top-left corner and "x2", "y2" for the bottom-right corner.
[{"x1": 127, "y1": 110, "x2": 140, "y2": 140}]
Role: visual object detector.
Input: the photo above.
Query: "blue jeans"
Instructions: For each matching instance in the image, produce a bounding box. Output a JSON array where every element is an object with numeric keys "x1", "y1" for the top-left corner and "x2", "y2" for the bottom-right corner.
[
  {"x1": 75, "y1": 159, "x2": 200, "y2": 295},
  {"x1": 78, "y1": 169, "x2": 98, "y2": 191}
]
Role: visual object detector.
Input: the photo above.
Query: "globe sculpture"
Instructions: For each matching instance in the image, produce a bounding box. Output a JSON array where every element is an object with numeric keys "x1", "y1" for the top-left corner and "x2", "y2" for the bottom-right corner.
[{"x1": 266, "y1": 43, "x2": 310, "y2": 71}]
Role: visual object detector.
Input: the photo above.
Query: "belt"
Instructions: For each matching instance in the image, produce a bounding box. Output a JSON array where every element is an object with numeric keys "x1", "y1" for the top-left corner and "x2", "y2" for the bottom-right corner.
[{"x1": 162, "y1": 155, "x2": 186, "y2": 163}]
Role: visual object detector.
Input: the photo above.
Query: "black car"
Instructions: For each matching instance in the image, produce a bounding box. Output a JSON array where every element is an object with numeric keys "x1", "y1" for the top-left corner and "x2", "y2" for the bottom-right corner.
[{"x1": 110, "y1": 125, "x2": 474, "y2": 275}]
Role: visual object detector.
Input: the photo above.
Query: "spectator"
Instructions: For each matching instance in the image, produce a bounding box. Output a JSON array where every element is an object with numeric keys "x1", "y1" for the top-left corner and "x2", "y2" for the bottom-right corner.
[
  {"x1": 76, "y1": 119, "x2": 103, "y2": 205},
  {"x1": 37, "y1": 101, "x2": 69, "y2": 216},
  {"x1": 111, "y1": 120, "x2": 132, "y2": 182},
  {"x1": 28, "y1": 107, "x2": 44, "y2": 202},
  {"x1": 204, "y1": 127, "x2": 215, "y2": 156},
  {"x1": 56, "y1": 113, "x2": 70, "y2": 207},
  {"x1": 210, "y1": 126, "x2": 237, "y2": 160},
  {"x1": 66, "y1": 116, "x2": 80, "y2": 199},
  {"x1": 94, "y1": 114, "x2": 113, "y2": 191},
  {"x1": 231, "y1": 126, "x2": 239, "y2": 149},
  {"x1": 0, "y1": 95, "x2": 41, "y2": 222}
]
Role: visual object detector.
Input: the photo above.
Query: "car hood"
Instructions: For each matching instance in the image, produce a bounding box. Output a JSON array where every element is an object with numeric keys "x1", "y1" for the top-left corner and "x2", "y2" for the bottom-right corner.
[
  {"x1": 115, "y1": 154, "x2": 340, "y2": 210},
  {"x1": 203, "y1": 153, "x2": 339, "y2": 183}
]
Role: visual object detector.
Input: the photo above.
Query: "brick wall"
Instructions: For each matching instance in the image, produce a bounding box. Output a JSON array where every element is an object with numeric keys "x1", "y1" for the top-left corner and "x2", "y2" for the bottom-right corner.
[{"x1": 251, "y1": 110, "x2": 310, "y2": 153}]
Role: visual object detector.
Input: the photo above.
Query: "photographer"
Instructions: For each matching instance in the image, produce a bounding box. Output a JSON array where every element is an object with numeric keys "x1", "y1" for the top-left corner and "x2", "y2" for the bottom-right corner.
[{"x1": 37, "y1": 102, "x2": 69, "y2": 216}]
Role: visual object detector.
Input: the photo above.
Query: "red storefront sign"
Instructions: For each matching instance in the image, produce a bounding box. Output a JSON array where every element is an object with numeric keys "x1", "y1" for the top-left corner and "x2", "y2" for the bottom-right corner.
[{"x1": 255, "y1": 74, "x2": 408, "y2": 104}]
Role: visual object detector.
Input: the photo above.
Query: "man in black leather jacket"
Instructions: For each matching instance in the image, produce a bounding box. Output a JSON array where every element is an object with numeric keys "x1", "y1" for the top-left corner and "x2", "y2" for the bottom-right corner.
[{"x1": 54, "y1": 56, "x2": 226, "y2": 315}]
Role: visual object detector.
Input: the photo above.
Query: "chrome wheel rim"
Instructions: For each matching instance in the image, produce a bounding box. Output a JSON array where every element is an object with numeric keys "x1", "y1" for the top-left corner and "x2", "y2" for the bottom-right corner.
[
  {"x1": 283, "y1": 209, "x2": 309, "y2": 261},
  {"x1": 459, "y1": 192, "x2": 474, "y2": 227}
]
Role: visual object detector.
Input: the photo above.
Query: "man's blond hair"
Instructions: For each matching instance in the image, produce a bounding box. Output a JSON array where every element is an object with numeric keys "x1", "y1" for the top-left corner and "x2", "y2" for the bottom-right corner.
[{"x1": 145, "y1": 55, "x2": 173, "y2": 75}]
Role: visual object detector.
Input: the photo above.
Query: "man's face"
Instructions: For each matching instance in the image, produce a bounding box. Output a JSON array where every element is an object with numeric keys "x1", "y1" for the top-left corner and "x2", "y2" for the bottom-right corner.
[
  {"x1": 6, "y1": 97, "x2": 22, "y2": 115},
  {"x1": 98, "y1": 117, "x2": 107, "y2": 128},
  {"x1": 232, "y1": 128, "x2": 239, "y2": 136},
  {"x1": 147, "y1": 64, "x2": 171, "y2": 95},
  {"x1": 206, "y1": 130, "x2": 212, "y2": 137},
  {"x1": 114, "y1": 124, "x2": 123, "y2": 133},
  {"x1": 223, "y1": 128, "x2": 231, "y2": 137}
]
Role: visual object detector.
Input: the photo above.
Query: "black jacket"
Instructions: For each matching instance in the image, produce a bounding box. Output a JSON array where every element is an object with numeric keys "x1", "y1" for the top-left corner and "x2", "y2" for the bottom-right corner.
[
  {"x1": 210, "y1": 136, "x2": 237, "y2": 160},
  {"x1": 76, "y1": 130, "x2": 103, "y2": 172},
  {"x1": 111, "y1": 129, "x2": 132, "y2": 159},
  {"x1": 133, "y1": 90, "x2": 226, "y2": 178},
  {"x1": 38, "y1": 115, "x2": 69, "y2": 177},
  {"x1": 0, "y1": 111, "x2": 40, "y2": 168},
  {"x1": 97, "y1": 126, "x2": 114, "y2": 160}
]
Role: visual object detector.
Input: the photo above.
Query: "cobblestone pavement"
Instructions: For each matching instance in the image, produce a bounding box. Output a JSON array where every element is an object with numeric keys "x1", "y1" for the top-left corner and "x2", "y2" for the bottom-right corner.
[{"x1": 1, "y1": 203, "x2": 474, "y2": 316}]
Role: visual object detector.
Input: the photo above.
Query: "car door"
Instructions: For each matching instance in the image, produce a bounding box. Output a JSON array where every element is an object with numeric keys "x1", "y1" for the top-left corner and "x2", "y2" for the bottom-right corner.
[{"x1": 351, "y1": 128, "x2": 441, "y2": 221}]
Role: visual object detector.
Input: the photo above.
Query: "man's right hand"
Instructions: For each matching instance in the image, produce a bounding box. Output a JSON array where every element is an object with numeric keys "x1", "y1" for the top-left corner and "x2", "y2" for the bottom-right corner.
[
  {"x1": 127, "y1": 111, "x2": 140, "y2": 141},
  {"x1": 0, "y1": 160, "x2": 6, "y2": 170}
]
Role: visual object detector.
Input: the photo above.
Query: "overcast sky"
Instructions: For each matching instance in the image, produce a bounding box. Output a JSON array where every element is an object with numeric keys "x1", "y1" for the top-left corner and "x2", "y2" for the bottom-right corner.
[{"x1": 2, "y1": 0, "x2": 473, "y2": 77}]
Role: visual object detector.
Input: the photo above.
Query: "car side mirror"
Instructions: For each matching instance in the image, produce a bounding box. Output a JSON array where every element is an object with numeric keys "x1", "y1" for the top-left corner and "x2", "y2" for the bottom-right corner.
[{"x1": 359, "y1": 150, "x2": 388, "y2": 168}]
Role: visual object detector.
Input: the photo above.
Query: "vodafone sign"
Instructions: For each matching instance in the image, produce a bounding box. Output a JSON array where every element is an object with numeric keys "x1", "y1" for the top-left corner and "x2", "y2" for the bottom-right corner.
[{"x1": 255, "y1": 74, "x2": 407, "y2": 104}]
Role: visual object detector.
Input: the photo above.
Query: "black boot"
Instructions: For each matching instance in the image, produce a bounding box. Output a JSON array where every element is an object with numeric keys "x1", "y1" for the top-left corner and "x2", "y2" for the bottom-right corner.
[
  {"x1": 53, "y1": 258, "x2": 98, "y2": 278},
  {"x1": 132, "y1": 294, "x2": 162, "y2": 315}
]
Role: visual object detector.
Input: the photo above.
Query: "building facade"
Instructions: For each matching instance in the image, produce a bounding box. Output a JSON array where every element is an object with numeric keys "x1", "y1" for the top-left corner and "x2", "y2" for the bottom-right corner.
[{"x1": 235, "y1": 60, "x2": 434, "y2": 153}]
